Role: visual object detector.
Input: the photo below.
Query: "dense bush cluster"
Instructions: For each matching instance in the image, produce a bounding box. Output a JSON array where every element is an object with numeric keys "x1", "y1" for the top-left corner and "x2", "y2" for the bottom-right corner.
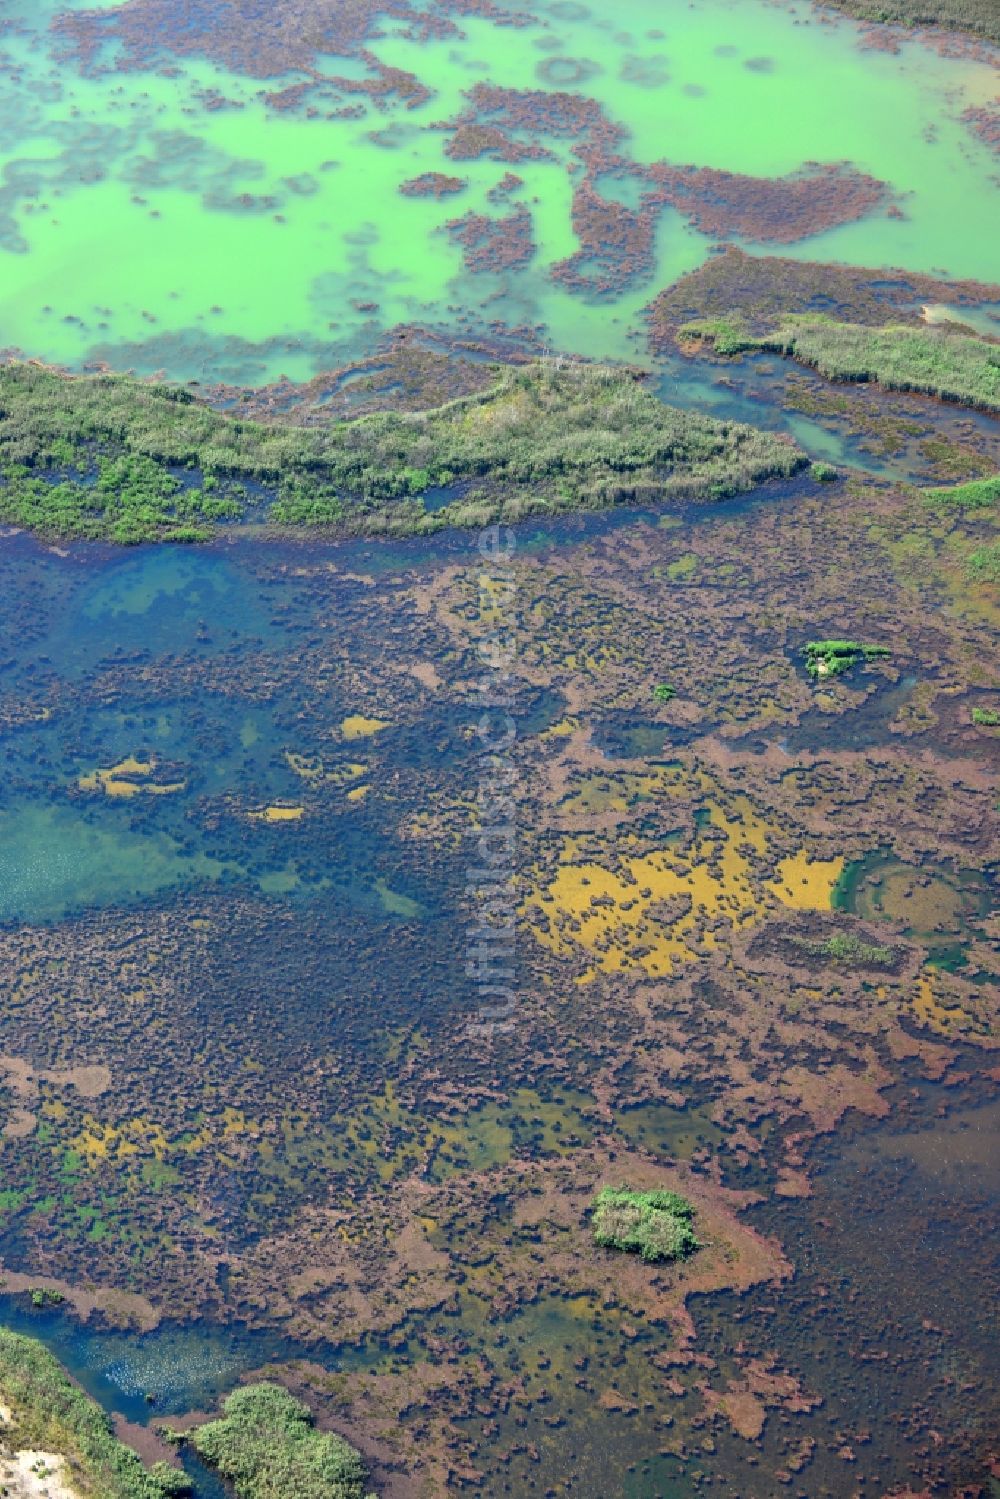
[
  {"x1": 0, "y1": 1328, "x2": 189, "y2": 1498},
  {"x1": 591, "y1": 1187, "x2": 699, "y2": 1263},
  {"x1": 0, "y1": 360, "x2": 804, "y2": 543},
  {"x1": 804, "y1": 640, "x2": 891, "y2": 678},
  {"x1": 190, "y1": 1384, "x2": 373, "y2": 1499}
]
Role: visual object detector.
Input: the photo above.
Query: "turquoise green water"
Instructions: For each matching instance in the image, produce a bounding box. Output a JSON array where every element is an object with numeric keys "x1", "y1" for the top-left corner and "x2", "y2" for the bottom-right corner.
[{"x1": 1, "y1": 0, "x2": 997, "y2": 381}]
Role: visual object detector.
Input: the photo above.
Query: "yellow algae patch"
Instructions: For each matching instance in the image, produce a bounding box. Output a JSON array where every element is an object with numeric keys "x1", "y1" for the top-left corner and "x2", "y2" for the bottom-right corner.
[
  {"x1": 286, "y1": 752, "x2": 366, "y2": 786},
  {"x1": 285, "y1": 751, "x2": 326, "y2": 782},
  {"x1": 248, "y1": 804, "x2": 304, "y2": 823},
  {"x1": 527, "y1": 794, "x2": 841, "y2": 979},
  {"x1": 541, "y1": 716, "x2": 580, "y2": 739},
  {"x1": 341, "y1": 714, "x2": 389, "y2": 740},
  {"x1": 72, "y1": 1116, "x2": 173, "y2": 1166},
  {"x1": 912, "y1": 973, "x2": 970, "y2": 1035},
  {"x1": 347, "y1": 784, "x2": 369, "y2": 802},
  {"x1": 768, "y1": 852, "x2": 845, "y2": 910},
  {"x1": 73, "y1": 1108, "x2": 254, "y2": 1168},
  {"x1": 78, "y1": 756, "x2": 185, "y2": 799}
]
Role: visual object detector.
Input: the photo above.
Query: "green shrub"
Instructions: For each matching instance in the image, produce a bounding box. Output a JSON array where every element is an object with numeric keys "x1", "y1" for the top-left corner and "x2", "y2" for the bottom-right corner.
[
  {"x1": 591, "y1": 1186, "x2": 699, "y2": 1263},
  {"x1": 972, "y1": 706, "x2": 999, "y2": 727},
  {"x1": 191, "y1": 1383, "x2": 373, "y2": 1499},
  {"x1": 804, "y1": 640, "x2": 890, "y2": 678}
]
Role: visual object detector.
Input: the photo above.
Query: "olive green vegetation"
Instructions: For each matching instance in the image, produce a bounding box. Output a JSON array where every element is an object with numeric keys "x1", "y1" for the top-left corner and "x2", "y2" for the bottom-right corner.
[
  {"x1": 189, "y1": 1384, "x2": 373, "y2": 1499},
  {"x1": 652, "y1": 683, "x2": 677, "y2": 702},
  {"x1": 820, "y1": 0, "x2": 1000, "y2": 45},
  {"x1": 972, "y1": 707, "x2": 999, "y2": 726},
  {"x1": 924, "y1": 475, "x2": 1000, "y2": 510},
  {"x1": 804, "y1": 640, "x2": 891, "y2": 678},
  {"x1": 811, "y1": 462, "x2": 838, "y2": 482},
  {"x1": 680, "y1": 316, "x2": 1000, "y2": 414},
  {"x1": 796, "y1": 932, "x2": 895, "y2": 966},
  {"x1": 591, "y1": 1187, "x2": 699, "y2": 1263},
  {"x1": 0, "y1": 361, "x2": 804, "y2": 544},
  {"x1": 0, "y1": 1327, "x2": 190, "y2": 1498},
  {"x1": 966, "y1": 542, "x2": 1000, "y2": 582}
]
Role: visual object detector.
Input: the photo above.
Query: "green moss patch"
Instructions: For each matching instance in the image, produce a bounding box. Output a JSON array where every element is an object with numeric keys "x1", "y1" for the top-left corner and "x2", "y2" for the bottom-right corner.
[
  {"x1": 591, "y1": 1186, "x2": 699, "y2": 1263},
  {"x1": 190, "y1": 1383, "x2": 372, "y2": 1499}
]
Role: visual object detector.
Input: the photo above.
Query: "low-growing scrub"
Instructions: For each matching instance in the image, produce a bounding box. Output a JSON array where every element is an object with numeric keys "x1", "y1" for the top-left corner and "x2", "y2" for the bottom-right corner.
[
  {"x1": 820, "y1": 0, "x2": 1000, "y2": 45},
  {"x1": 923, "y1": 475, "x2": 1000, "y2": 510},
  {"x1": 680, "y1": 316, "x2": 1000, "y2": 414},
  {"x1": 0, "y1": 1327, "x2": 189, "y2": 1498},
  {"x1": 0, "y1": 360, "x2": 805, "y2": 544},
  {"x1": 795, "y1": 932, "x2": 895, "y2": 966},
  {"x1": 971, "y1": 706, "x2": 999, "y2": 726},
  {"x1": 966, "y1": 542, "x2": 1000, "y2": 582},
  {"x1": 591, "y1": 1186, "x2": 699, "y2": 1263},
  {"x1": 190, "y1": 1383, "x2": 373, "y2": 1499}
]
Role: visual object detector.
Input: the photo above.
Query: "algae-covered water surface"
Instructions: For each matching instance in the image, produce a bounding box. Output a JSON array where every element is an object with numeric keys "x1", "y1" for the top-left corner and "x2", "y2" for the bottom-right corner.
[{"x1": 0, "y1": 1, "x2": 998, "y2": 1496}]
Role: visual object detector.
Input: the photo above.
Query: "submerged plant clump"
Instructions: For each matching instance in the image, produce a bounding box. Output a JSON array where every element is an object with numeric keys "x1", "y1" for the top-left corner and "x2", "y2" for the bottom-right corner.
[
  {"x1": 804, "y1": 640, "x2": 891, "y2": 678},
  {"x1": 190, "y1": 1384, "x2": 372, "y2": 1499},
  {"x1": 0, "y1": 360, "x2": 804, "y2": 543},
  {"x1": 591, "y1": 1187, "x2": 699, "y2": 1263}
]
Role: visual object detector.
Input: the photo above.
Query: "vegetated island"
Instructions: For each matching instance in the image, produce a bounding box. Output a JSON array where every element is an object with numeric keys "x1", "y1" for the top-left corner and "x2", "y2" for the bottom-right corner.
[
  {"x1": 0, "y1": 360, "x2": 804, "y2": 545},
  {"x1": 675, "y1": 315, "x2": 1000, "y2": 414},
  {"x1": 804, "y1": 640, "x2": 891, "y2": 678},
  {"x1": 591, "y1": 1187, "x2": 699, "y2": 1263},
  {"x1": 187, "y1": 1383, "x2": 373, "y2": 1499},
  {"x1": 0, "y1": 1326, "x2": 190, "y2": 1498},
  {"x1": 819, "y1": 0, "x2": 1000, "y2": 46}
]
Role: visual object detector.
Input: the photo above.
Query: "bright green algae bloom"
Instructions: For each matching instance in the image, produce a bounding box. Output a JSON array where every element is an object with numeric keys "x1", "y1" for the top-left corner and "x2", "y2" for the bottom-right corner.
[{"x1": 591, "y1": 1187, "x2": 699, "y2": 1263}]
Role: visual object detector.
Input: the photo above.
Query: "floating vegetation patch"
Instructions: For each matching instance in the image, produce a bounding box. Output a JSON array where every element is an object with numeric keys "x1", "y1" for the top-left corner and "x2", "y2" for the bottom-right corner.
[{"x1": 591, "y1": 1186, "x2": 699, "y2": 1263}]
